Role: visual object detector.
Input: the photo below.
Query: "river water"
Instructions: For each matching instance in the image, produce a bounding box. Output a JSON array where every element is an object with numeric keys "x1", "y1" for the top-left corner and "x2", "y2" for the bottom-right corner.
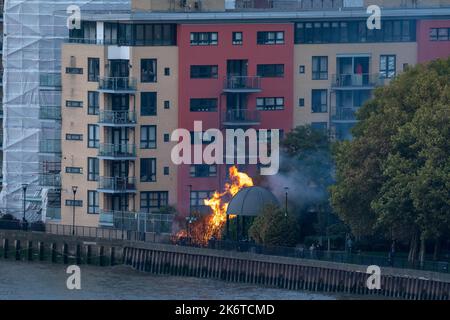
[{"x1": 0, "y1": 260, "x2": 336, "y2": 300}]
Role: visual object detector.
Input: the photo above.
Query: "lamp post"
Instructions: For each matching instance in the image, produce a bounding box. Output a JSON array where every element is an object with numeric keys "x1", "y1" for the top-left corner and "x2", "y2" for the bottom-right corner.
[
  {"x1": 187, "y1": 184, "x2": 192, "y2": 240},
  {"x1": 72, "y1": 186, "x2": 78, "y2": 236},
  {"x1": 284, "y1": 187, "x2": 289, "y2": 219},
  {"x1": 22, "y1": 184, "x2": 28, "y2": 231}
]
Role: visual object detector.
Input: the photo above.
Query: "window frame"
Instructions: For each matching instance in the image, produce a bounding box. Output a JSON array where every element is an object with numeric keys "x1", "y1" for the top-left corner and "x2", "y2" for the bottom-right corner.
[
  {"x1": 87, "y1": 157, "x2": 99, "y2": 181},
  {"x1": 140, "y1": 158, "x2": 157, "y2": 182},
  {"x1": 87, "y1": 190, "x2": 99, "y2": 214},
  {"x1": 87, "y1": 124, "x2": 100, "y2": 148},
  {"x1": 141, "y1": 92, "x2": 157, "y2": 116},
  {"x1": 141, "y1": 58, "x2": 157, "y2": 83},
  {"x1": 311, "y1": 89, "x2": 328, "y2": 113},
  {"x1": 140, "y1": 125, "x2": 157, "y2": 149},
  {"x1": 87, "y1": 57, "x2": 100, "y2": 82}
]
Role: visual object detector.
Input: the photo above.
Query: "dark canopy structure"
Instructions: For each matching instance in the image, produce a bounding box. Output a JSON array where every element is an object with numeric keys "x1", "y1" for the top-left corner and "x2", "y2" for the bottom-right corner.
[{"x1": 226, "y1": 186, "x2": 280, "y2": 216}]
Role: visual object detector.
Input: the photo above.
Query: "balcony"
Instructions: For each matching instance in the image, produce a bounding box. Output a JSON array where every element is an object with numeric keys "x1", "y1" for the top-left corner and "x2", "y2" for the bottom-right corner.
[
  {"x1": 39, "y1": 106, "x2": 61, "y2": 120},
  {"x1": 223, "y1": 76, "x2": 262, "y2": 93},
  {"x1": 98, "y1": 143, "x2": 137, "y2": 160},
  {"x1": 39, "y1": 139, "x2": 61, "y2": 154},
  {"x1": 99, "y1": 210, "x2": 138, "y2": 228},
  {"x1": 39, "y1": 174, "x2": 61, "y2": 188},
  {"x1": 222, "y1": 109, "x2": 261, "y2": 127},
  {"x1": 331, "y1": 74, "x2": 385, "y2": 89},
  {"x1": 98, "y1": 177, "x2": 137, "y2": 194},
  {"x1": 331, "y1": 106, "x2": 360, "y2": 123},
  {"x1": 98, "y1": 110, "x2": 136, "y2": 127},
  {"x1": 98, "y1": 77, "x2": 137, "y2": 93},
  {"x1": 40, "y1": 73, "x2": 62, "y2": 89}
]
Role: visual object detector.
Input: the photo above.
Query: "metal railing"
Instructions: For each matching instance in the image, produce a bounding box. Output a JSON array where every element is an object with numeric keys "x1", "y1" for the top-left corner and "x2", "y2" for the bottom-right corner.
[
  {"x1": 224, "y1": 76, "x2": 261, "y2": 91},
  {"x1": 39, "y1": 174, "x2": 61, "y2": 188},
  {"x1": 98, "y1": 143, "x2": 136, "y2": 159},
  {"x1": 39, "y1": 106, "x2": 61, "y2": 120},
  {"x1": 99, "y1": 210, "x2": 173, "y2": 234},
  {"x1": 39, "y1": 139, "x2": 62, "y2": 154},
  {"x1": 98, "y1": 77, "x2": 137, "y2": 92},
  {"x1": 98, "y1": 110, "x2": 136, "y2": 125},
  {"x1": 331, "y1": 73, "x2": 385, "y2": 88},
  {"x1": 98, "y1": 176, "x2": 137, "y2": 192},
  {"x1": 223, "y1": 109, "x2": 261, "y2": 125},
  {"x1": 331, "y1": 106, "x2": 359, "y2": 122}
]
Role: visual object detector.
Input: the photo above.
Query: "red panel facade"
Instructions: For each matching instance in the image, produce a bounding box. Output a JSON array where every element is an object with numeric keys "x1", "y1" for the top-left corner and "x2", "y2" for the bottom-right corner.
[{"x1": 417, "y1": 19, "x2": 450, "y2": 63}]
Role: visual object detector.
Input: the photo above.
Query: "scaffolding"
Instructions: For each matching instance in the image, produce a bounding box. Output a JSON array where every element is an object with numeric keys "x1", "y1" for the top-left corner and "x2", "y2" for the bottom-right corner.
[{"x1": 1, "y1": 0, "x2": 130, "y2": 221}]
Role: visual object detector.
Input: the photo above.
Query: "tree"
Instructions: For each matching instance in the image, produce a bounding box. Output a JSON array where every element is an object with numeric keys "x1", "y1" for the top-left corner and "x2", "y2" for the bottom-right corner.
[
  {"x1": 331, "y1": 58, "x2": 450, "y2": 264},
  {"x1": 249, "y1": 204, "x2": 300, "y2": 247}
]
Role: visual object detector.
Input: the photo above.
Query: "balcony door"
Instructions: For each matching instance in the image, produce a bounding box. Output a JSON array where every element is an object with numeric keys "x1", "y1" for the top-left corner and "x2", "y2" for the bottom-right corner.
[
  {"x1": 226, "y1": 93, "x2": 247, "y2": 120},
  {"x1": 111, "y1": 195, "x2": 129, "y2": 212},
  {"x1": 337, "y1": 56, "x2": 370, "y2": 86},
  {"x1": 110, "y1": 128, "x2": 129, "y2": 154},
  {"x1": 109, "y1": 60, "x2": 129, "y2": 78},
  {"x1": 110, "y1": 160, "x2": 129, "y2": 178},
  {"x1": 227, "y1": 59, "x2": 248, "y2": 77}
]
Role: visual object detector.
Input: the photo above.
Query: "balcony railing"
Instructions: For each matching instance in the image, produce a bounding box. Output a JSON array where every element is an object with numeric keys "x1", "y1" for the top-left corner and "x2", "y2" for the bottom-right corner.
[
  {"x1": 98, "y1": 77, "x2": 137, "y2": 92},
  {"x1": 40, "y1": 73, "x2": 62, "y2": 88},
  {"x1": 331, "y1": 106, "x2": 359, "y2": 122},
  {"x1": 98, "y1": 110, "x2": 136, "y2": 126},
  {"x1": 99, "y1": 210, "x2": 174, "y2": 233},
  {"x1": 223, "y1": 109, "x2": 261, "y2": 126},
  {"x1": 98, "y1": 177, "x2": 137, "y2": 193},
  {"x1": 39, "y1": 106, "x2": 61, "y2": 120},
  {"x1": 331, "y1": 74, "x2": 385, "y2": 88},
  {"x1": 98, "y1": 143, "x2": 136, "y2": 159},
  {"x1": 223, "y1": 76, "x2": 262, "y2": 92},
  {"x1": 39, "y1": 174, "x2": 61, "y2": 188},
  {"x1": 39, "y1": 139, "x2": 61, "y2": 154}
]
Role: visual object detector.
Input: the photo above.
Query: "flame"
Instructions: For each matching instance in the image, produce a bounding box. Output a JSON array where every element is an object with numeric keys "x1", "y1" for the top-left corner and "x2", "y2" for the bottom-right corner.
[{"x1": 174, "y1": 166, "x2": 253, "y2": 246}]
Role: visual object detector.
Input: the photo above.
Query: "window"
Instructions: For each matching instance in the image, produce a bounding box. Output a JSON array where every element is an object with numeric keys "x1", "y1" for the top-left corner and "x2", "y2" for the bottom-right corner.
[
  {"x1": 190, "y1": 98, "x2": 218, "y2": 112},
  {"x1": 66, "y1": 67, "x2": 83, "y2": 74},
  {"x1": 439, "y1": 28, "x2": 449, "y2": 41},
  {"x1": 190, "y1": 131, "x2": 216, "y2": 144},
  {"x1": 141, "y1": 59, "x2": 157, "y2": 83},
  {"x1": 140, "y1": 158, "x2": 156, "y2": 182},
  {"x1": 311, "y1": 122, "x2": 328, "y2": 133},
  {"x1": 66, "y1": 167, "x2": 83, "y2": 174},
  {"x1": 312, "y1": 56, "x2": 328, "y2": 80},
  {"x1": 164, "y1": 68, "x2": 170, "y2": 76},
  {"x1": 299, "y1": 65, "x2": 305, "y2": 74},
  {"x1": 88, "y1": 91, "x2": 99, "y2": 115},
  {"x1": 257, "y1": 64, "x2": 284, "y2": 78},
  {"x1": 69, "y1": 21, "x2": 96, "y2": 43},
  {"x1": 299, "y1": 98, "x2": 305, "y2": 107},
  {"x1": 88, "y1": 157, "x2": 99, "y2": 181},
  {"x1": 190, "y1": 165, "x2": 217, "y2": 178},
  {"x1": 190, "y1": 32, "x2": 218, "y2": 46},
  {"x1": 140, "y1": 125, "x2": 157, "y2": 149},
  {"x1": 141, "y1": 92, "x2": 157, "y2": 116},
  {"x1": 164, "y1": 101, "x2": 170, "y2": 109},
  {"x1": 66, "y1": 134, "x2": 83, "y2": 141},
  {"x1": 312, "y1": 90, "x2": 328, "y2": 113},
  {"x1": 87, "y1": 191, "x2": 99, "y2": 214},
  {"x1": 66, "y1": 100, "x2": 83, "y2": 108},
  {"x1": 164, "y1": 167, "x2": 169, "y2": 175},
  {"x1": 190, "y1": 191, "x2": 214, "y2": 213},
  {"x1": 232, "y1": 32, "x2": 243, "y2": 45},
  {"x1": 140, "y1": 191, "x2": 168, "y2": 212},
  {"x1": 164, "y1": 134, "x2": 170, "y2": 142},
  {"x1": 257, "y1": 31, "x2": 284, "y2": 45},
  {"x1": 380, "y1": 55, "x2": 396, "y2": 79},
  {"x1": 104, "y1": 23, "x2": 176, "y2": 46},
  {"x1": 256, "y1": 97, "x2": 284, "y2": 111},
  {"x1": 88, "y1": 58, "x2": 100, "y2": 82},
  {"x1": 190, "y1": 65, "x2": 218, "y2": 79},
  {"x1": 88, "y1": 124, "x2": 99, "y2": 148},
  {"x1": 65, "y1": 200, "x2": 83, "y2": 207}
]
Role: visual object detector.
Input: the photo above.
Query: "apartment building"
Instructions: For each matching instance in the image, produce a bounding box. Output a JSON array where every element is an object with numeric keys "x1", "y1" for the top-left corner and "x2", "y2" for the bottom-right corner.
[
  {"x1": 57, "y1": 0, "x2": 450, "y2": 229},
  {"x1": 0, "y1": 0, "x2": 3, "y2": 191}
]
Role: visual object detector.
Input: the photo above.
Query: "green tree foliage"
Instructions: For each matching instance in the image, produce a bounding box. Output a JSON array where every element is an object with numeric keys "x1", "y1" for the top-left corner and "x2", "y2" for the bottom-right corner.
[{"x1": 331, "y1": 58, "x2": 450, "y2": 263}]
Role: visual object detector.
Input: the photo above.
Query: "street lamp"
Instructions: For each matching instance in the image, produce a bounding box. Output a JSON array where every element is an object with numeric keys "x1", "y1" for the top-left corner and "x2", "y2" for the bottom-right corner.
[
  {"x1": 22, "y1": 184, "x2": 28, "y2": 231},
  {"x1": 186, "y1": 184, "x2": 193, "y2": 240},
  {"x1": 72, "y1": 186, "x2": 78, "y2": 236},
  {"x1": 284, "y1": 187, "x2": 289, "y2": 218}
]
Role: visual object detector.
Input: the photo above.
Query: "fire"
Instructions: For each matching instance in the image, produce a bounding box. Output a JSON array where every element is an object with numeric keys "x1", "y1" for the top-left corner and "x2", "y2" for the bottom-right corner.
[{"x1": 175, "y1": 166, "x2": 253, "y2": 246}]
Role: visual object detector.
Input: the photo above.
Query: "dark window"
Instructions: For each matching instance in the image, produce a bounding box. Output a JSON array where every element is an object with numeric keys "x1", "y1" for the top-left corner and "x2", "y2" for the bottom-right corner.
[
  {"x1": 88, "y1": 124, "x2": 99, "y2": 148},
  {"x1": 88, "y1": 91, "x2": 99, "y2": 115},
  {"x1": 257, "y1": 64, "x2": 284, "y2": 78},
  {"x1": 66, "y1": 134, "x2": 83, "y2": 141},
  {"x1": 232, "y1": 32, "x2": 243, "y2": 45},
  {"x1": 66, "y1": 67, "x2": 83, "y2": 74},
  {"x1": 256, "y1": 97, "x2": 284, "y2": 111},
  {"x1": 438, "y1": 28, "x2": 449, "y2": 41},
  {"x1": 164, "y1": 101, "x2": 170, "y2": 109},
  {"x1": 312, "y1": 56, "x2": 328, "y2": 80},
  {"x1": 257, "y1": 31, "x2": 284, "y2": 45},
  {"x1": 164, "y1": 134, "x2": 170, "y2": 142},
  {"x1": 104, "y1": 22, "x2": 118, "y2": 45},
  {"x1": 299, "y1": 98, "x2": 305, "y2": 107},
  {"x1": 141, "y1": 59, "x2": 157, "y2": 83},
  {"x1": 66, "y1": 167, "x2": 83, "y2": 174},
  {"x1": 190, "y1": 98, "x2": 218, "y2": 112},
  {"x1": 140, "y1": 191, "x2": 168, "y2": 212},
  {"x1": 430, "y1": 28, "x2": 438, "y2": 41},
  {"x1": 164, "y1": 68, "x2": 170, "y2": 76},
  {"x1": 190, "y1": 165, "x2": 217, "y2": 178},
  {"x1": 105, "y1": 23, "x2": 176, "y2": 46},
  {"x1": 190, "y1": 32, "x2": 218, "y2": 46},
  {"x1": 190, "y1": 131, "x2": 216, "y2": 144},
  {"x1": 65, "y1": 200, "x2": 83, "y2": 207},
  {"x1": 299, "y1": 65, "x2": 305, "y2": 74},
  {"x1": 164, "y1": 167, "x2": 169, "y2": 175},
  {"x1": 190, "y1": 65, "x2": 218, "y2": 79},
  {"x1": 140, "y1": 125, "x2": 157, "y2": 149},
  {"x1": 141, "y1": 92, "x2": 157, "y2": 116},
  {"x1": 190, "y1": 191, "x2": 214, "y2": 213},
  {"x1": 88, "y1": 157, "x2": 99, "y2": 181},
  {"x1": 69, "y1": 21, "x2": 96, "y2": 43},
  {"x1": 88, "y1": 58, "x2": 100, "y2": 82},
  {"x1": 140, "y1": 158, "x2": 156, "y2": 182},
  {"x1": 380, "y1": 55, "x2": 396, "y2": 79},
  {"x1": 312, "y1": 90, "x2": 328, "y2": 113},
  {"x1": 66, "y1": 100, "x2": 83, "y2": 108},
  {"x1": 87, "y1": 191, "x2": 99, "y2": 214}
]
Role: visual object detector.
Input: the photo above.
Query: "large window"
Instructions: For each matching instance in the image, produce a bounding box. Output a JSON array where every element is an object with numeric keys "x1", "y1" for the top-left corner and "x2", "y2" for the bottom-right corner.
[
  {"x1": 312, "y1": 90, "x2": 328, "y2": 113},
  {"x1": 295, "y1": 20, "x2": 416, "y2": 44},
  {"x1": 232, "y1": 32, "x2": 243, "y2": 45},
  {"x1": 190, "y1": 65, "x2": 218, "y2": 79},
  {"x1": 190, "y1": 191, "x2": 214, "y2": 213},
  {"x1": 88, "y1": 58, "x2": 99, "y2": 82},
  {"x1": 87, "y1": 157, "x2": 99, "y2": 181},
  {"x1": 190, "y1": 32, "x2": 218, "y2": 46},
  {"x1": 190, "y1": 165, "x2": 217, "y2": 178},
  {"x1": 312, "y1": 56, "x2": 328, "y2": 80},
  {"x1": 88, "y1": 124, "x2": 99, "y2": 148},
  {"x1": 257, "y1": 31, "x2": 284, "y2": 45},
  {"x1": 257, "y1": 64, "x2": 284, "y2": 78},
  {"x1": 69, "y1": 21, "x2": 96, "y2": 43},
  {"x1": 140, "y1": 191, "x2": 168, "y2": 213},
  {"x1": 430, "y1": 28, "x2": 450, "y2": 41},
  {"x1": 140, "y1": 125, "x2": 157, "y2": 149},
  {"x1": 140, "y1": 158, "x2": 156, "y2": 182},
  {"x1": 141, "y1": 59, "x2": 157, "y2": 83},
  {"x1": 190, "y1": 98, "x2": 218, "y2": 112},
  {"x1": 141, "y1": 92, "x2": 157, "y2": 116},
  {"x1": 380, "y1": 55, "x2": 396, "y2": 79},
  {"x1": 256, "y1": 97, "x2": 284, "y2": 111},
  {"x1": 88, "y1": 91, "x2": 99, "y2": 115},
  {"x1": 87, "y1": 191, "x2": 99, "y2": 214},
  {"x1": 103, "y1": 23, "x2": 176, "y2": 46}
]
